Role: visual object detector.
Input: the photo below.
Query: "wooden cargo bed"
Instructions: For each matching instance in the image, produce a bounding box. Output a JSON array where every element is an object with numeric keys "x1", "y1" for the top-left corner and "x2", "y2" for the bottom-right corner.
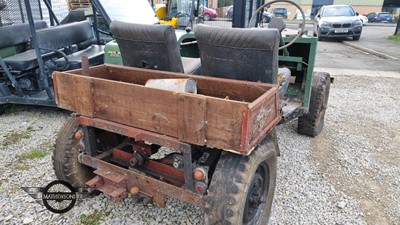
[{"x1": 53, "y1": 64, "x2": 280, "y2": 155}]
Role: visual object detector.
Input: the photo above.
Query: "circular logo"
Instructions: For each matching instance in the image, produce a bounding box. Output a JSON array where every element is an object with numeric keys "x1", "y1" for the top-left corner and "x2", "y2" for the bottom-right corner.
[{"x1": 42, "y1": 180, "x2": 77, "y2": 213}]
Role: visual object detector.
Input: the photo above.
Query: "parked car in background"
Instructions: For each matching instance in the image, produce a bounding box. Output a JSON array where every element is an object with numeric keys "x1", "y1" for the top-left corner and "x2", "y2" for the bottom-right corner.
[
  {"x1": 313, "y1": 4, "x2": 363, "y2": 41},
  {"x1": 227, "y1": 5, "x2": 272, "y2": 23},
  {"x1": 358, "y1": 15, "x2": 368, "y2": 25},
  {"x1": 273, "y1": 8, "x2": 288, "y2": 19},
  {"x1": 0, "y1": 0, "x2": 6, "y2": 10},
  {"x1": 202, "y1": 6, "x2": 217, "y2": 21},
  {"x1": 262, "y1": 12, "x2": 274, "y2": 23},
  {"x1": 226, "y1": 5, "x2": 233, "y2": 19},
  {"x1": 367, "y1": 12, "x2": 393, "y2": 23}
]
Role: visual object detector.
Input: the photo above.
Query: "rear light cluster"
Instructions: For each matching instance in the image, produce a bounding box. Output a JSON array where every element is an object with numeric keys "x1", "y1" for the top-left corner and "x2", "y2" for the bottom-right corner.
[
  {"x1": 193, "y1": 167, "x2": 208, "y2": 194},
  {"x1": 75, "y1": 130, "x2": 85, "y2": 151}
]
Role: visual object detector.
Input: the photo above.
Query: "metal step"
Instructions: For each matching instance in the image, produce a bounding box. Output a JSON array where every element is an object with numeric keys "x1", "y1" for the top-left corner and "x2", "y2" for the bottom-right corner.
[{"x1": 86, "y1": 169, "x2": 127, "y2": 202}]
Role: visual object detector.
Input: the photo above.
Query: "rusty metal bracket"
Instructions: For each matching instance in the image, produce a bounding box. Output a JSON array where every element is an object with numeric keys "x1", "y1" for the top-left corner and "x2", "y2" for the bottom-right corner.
[
  {"x1": 181, "y1": 143, "x2": 194, "y2": 191},
  {"x1": 81, "y1": 125, "x2": 97, "y2": 156},
  {"x1": 81, "y1": 154, "x2": 204, "y2": 207}
]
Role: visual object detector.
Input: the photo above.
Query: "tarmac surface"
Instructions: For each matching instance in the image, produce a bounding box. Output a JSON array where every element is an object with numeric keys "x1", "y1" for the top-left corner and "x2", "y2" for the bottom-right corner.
[{"x1": 342, "y1": 25, "x2": 399, "y2": 60}]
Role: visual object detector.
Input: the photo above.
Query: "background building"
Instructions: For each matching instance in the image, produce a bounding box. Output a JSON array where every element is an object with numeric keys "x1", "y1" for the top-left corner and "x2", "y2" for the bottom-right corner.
[{"x1": 266, "y1": 0, "x2": 399, "y2": 19}]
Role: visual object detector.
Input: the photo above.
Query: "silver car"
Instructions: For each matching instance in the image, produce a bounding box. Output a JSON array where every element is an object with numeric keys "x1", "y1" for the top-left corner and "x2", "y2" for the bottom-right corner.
[{"x1": 313, "y1": 5, "x2": 363, "y2": 41}]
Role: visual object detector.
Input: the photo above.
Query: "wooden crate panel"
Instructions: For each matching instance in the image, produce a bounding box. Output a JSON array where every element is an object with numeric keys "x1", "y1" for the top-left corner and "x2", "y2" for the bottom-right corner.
[{"x1": 53, "y1": 64, "x2": 280, "y2": 154}]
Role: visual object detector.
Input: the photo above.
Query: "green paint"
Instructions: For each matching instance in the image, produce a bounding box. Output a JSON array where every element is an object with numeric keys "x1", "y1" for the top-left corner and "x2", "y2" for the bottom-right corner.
[
  {"x1": 104, "y1": 40, "x2": 123, "y2": 65},
  {"x1": 0, "y1": 46, "x2": 16, "y2": 58}
]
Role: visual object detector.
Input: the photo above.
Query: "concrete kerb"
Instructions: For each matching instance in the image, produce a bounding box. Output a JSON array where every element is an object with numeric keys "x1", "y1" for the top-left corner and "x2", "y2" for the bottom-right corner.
[
  {"x1": 341, "y1": 41, "x2": 398, "y2": 60},
  {"x1": 314, "y1": 67, "x2": 400, "y2": 79}
]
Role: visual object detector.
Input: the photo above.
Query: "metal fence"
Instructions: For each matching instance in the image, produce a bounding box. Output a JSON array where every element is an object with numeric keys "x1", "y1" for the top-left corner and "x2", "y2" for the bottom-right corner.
[{"x1": 0, "y1": 0, "x2": 69, "y2": 27}]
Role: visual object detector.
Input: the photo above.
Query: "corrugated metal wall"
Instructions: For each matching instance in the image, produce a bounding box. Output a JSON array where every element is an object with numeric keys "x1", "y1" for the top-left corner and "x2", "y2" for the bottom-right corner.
[{"x1": 333, "y1": 0, "x2": 384, "y2": 5}]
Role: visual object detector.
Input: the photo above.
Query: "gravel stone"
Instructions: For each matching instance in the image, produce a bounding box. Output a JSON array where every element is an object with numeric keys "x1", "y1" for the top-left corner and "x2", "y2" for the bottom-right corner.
[
  {"x1": 337, "y1": 201, "x2": 347, "y2": 209},
  {"x1": 22, "y1": 217, "x2": 34, "y2": 224},
  {"x1": 0, "y1": 73, "x2": 399, "y2": 225}
]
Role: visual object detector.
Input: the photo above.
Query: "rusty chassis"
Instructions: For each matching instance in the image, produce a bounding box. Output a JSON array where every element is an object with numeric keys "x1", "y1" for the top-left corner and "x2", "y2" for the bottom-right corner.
[{"x1": 76, "y1": 116, "x2": 206, "y2": 207}]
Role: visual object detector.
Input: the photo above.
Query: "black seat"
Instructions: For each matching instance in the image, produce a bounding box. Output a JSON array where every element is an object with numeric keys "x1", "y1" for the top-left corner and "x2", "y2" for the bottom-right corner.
[
  {"x1": 3, "y1": 21, "x2": 104, "y2": 71},
  {"x1": 194, "y1": 24, "x2": 280, "y2": 84},
  {"x1": 110, "y1": 21, "x2": 201, "y2": 74},
  {"x1": 0, "y1": 21, "x2": 48, "y2": 50}
]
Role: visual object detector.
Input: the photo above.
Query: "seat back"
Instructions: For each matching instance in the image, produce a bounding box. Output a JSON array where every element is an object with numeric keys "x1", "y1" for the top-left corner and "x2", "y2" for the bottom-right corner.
[
  {"x1": 0, "y1": 21, "x2": 48, "y2": 49},
  {"x1": 0, "y1": 21, "x2": 48, "y2": 57},
  {"x1": 110, "y1": 21, "x2": 184, "y2": 73},
  {"x1": 36, "y1": 21, "x2": 95, "y2": 51},
  {"x1": 194, "y1": 25, "x2": 279, "y2": 84}
]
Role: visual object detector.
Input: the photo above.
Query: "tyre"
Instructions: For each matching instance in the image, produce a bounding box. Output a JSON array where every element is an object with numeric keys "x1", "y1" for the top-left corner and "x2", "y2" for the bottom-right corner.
[
  {"x1": 298, "y1": 72, "x2": 331, "y2": 137},
  {"x1": 317, "y1": 34, "x2": 323, "y2": 41},
  {"x1": 204, "y1": 136, "x2": 277, "y2": 225},
  {"x1": 187, "y1": 19, "x2": 193, "y2": 28},
  {"x1": 353, "y1": 35, "x2": 361, "y2": 41},
  {"x1": 262, "y1": 16, "x2": 270, "y2": 23},
  {"x1": 53, "y1": 116, "x2": 94, "y2": 188},
  {"x1": 197, "y1": 17, "x2": 205, "y2": 24},
  {"x1": 203, "y1": 13, "x2": 211, "y2": 21},
  {"x1": 317, "y1": 28, "x2": 323, "y2": 41}
]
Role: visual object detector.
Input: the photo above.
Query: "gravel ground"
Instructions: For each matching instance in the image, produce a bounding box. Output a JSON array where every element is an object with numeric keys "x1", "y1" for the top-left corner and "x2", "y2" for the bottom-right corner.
[{"x1": 0, "y1": 73, "x2": 399, "y2": 225}]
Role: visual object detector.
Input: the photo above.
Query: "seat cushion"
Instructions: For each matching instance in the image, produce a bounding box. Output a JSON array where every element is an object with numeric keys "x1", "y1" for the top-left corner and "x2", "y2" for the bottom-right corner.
[
  {"x1": 56, "y1": 45, "x2": 105, "y2": 70},
  {"x1": 3, "y1": 49, "x2": 54, "y2": 71}
]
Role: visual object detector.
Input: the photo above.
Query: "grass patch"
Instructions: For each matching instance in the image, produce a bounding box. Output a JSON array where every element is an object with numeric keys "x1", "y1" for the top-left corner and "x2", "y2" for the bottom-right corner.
[
  {"x1": 387, "y1": 35, "x2": 400, "y2": 44},
  {"x1": 20, "y1": 148, "x2": 49, "y2": 160},
  {"x1": 79, "y1": 210, "x2": 103, "y2": 225},
  {"x1": 2, "y1": 128, "x2": 32, "y2": 146},
  {"x1": 19, "y1": 141, "x2": 54, "y2": 160},
  {"x1": 14, "y1": 164, "x2": 29, "y2": 170}
]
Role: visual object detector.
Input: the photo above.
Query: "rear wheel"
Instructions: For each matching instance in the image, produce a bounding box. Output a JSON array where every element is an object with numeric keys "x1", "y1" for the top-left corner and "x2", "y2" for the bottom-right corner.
[
  {"x1": 203, "y1": 13, "x2": 211, "y2": 21},
  {"x1": 317, "y1": 28, "x2": 323, "y2": 41},
  {"x1": 204, "y1": 136, "x2": 277, "y2": 225},
  {"x1": 53, "y1": 117, "x2": 94, "y2": 188},
  {"x1": 298, "y1": 72, "x2": 331, "y2": 137}
]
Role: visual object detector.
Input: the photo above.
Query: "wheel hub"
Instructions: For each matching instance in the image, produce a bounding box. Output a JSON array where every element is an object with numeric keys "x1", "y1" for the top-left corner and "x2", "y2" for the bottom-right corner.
[{"x1": 243, "y1": 165, "x2": 269, "y2": 224}]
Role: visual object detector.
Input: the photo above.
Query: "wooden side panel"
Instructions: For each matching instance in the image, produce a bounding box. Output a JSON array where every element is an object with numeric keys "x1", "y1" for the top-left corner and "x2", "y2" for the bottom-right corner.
[
  {"x1": 92, "y1": 79, "x2": 179, "y2": 137},
  {"x1": 178, "y1": 94, "x2": 208, "y2": 146},
  {"x1": 92, "y1": 65, "x2": 273, "y2": 102},
  {"x1": 53, "y1": 72, "x2": 94, "y2": 117},
  {"x1": 241, "y1": 88, "x2": 281, "y2": 154},
  {"x1": 205, "y1": 97, "x2": 248, "y2": 151}
]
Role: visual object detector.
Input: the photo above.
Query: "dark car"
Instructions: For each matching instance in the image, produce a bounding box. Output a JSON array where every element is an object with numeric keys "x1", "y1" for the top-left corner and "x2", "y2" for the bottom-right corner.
[
  {"x1": 273, "y1": 8, "x2": 288, "y2": 19},
  {"x1": 0, "y1": 0, "x2": 6, "y2": 10},
  {"x1": 367, "y1": 12, "x2": 393, "y2": 23},
  {"x1": 262, "y1": 12, "x2": 274, "y2": 23},
  {"x1": 227, "y1": 5, "x2": 272, "y2": 23},
  {"x1": 313, "y1": 5, "x2": 363, "y2": 41}
]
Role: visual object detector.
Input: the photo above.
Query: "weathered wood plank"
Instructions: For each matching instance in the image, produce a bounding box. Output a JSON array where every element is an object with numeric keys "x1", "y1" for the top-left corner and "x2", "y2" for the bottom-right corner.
[
  {"x1": 178, "y1": 93, "x2": 207, "y2": 146},
  {"x1": 92, "y1": 78, "x2": 179, "y2": 137},
  {"x1": 205, "y1": 97, "x2": 247, "y2": 151},
  {"x1": 53, "y1": 72, "x2": 94, "y2": 116}
]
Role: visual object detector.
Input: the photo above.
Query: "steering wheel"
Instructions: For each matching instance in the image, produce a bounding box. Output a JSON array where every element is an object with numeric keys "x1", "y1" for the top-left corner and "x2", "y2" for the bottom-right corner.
[
  {"x1": 249, "y1": 0, "x2": 306, "y2": 50},
  {"x1": 43, "y1": 48, "x2": 70, "y2": 71}
]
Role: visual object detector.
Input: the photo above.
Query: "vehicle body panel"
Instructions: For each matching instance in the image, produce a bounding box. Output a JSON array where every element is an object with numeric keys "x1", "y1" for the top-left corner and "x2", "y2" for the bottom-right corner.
[{"x1": 314, "y1": 5, "x2": 362, "y2": 39}]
